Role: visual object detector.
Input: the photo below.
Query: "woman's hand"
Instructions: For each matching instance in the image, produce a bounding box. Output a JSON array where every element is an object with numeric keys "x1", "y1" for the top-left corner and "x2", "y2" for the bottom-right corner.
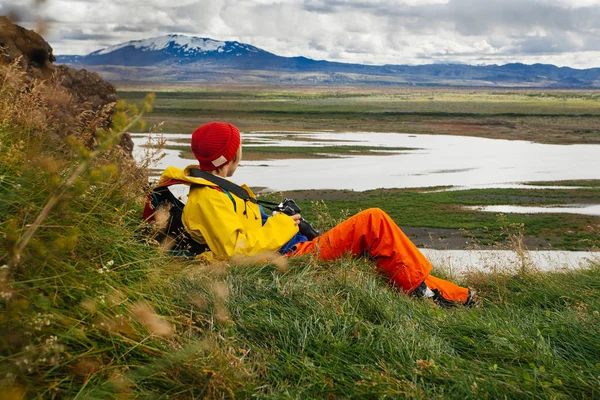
[{"x1": 290, "y1": 214, "x2": 302, "y2": 225}]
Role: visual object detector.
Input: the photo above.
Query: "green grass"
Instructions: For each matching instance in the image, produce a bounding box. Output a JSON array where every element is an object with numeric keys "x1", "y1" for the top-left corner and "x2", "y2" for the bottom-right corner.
[
  {"x1": 2, "y1": 67, "x2": 600, "y2": 398},
  {"x1": 165, "y1": 143, "x2": 414, "y2": 160},
  {"x1": 525, "y1": 180, "x2": 600, "y2": 188},
  {"x1": 117, "y1": 89, "x2": 600, "y2": 116},
  {"x1": 211, "y1": 259, "x2": 600, "y2": 398}
]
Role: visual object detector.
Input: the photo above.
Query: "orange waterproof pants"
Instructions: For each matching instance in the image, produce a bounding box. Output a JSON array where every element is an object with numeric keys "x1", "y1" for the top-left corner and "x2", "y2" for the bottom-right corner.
[{"x1": 291, "y1": 208, "x2": 469, "y2": 303}]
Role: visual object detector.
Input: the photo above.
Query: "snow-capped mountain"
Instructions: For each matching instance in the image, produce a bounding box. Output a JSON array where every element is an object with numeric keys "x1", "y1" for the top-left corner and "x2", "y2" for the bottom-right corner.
[
  {"x1": 94, "y1": 35, "x2": 236, "y2": 55},
  {"x1": 60, "y1": 34, "x2": 276, "y2": 67},
  {"x1": 92, "y1": 35, "x2": 262, "y2": 58},
  {"x1": 57, "y1": 35, "x2": 600, "y2": 87}
]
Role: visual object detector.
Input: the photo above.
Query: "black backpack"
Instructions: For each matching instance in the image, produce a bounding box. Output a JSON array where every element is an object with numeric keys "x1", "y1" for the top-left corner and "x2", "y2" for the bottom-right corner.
[{"x1": 143, "y1": 183, "x2": 209, "y2": 256}]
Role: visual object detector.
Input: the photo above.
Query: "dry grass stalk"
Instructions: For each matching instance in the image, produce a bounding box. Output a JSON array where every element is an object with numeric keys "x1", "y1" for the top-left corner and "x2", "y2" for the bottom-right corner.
[
  {"x1": 211, "y1": 281, "x2": 231, "y2": 324},
  {"x1": 71, "y1": 357, "x2": 103, "y2": 377},
  {"x1": 152, "y1": 207, "x2": 170, "y2": 231},
  {"x1": 214, "y1": 304, "x2": 231, "y2": 324},
  {"x1": 130, "y1": 301, "x2": 174, "y2": 338},
  {"x1": 212, "y1": 281, "x2": 229, "y2": 303},
  {"x1": 95, "y1": 315, "x2": 136, "y2": 338},
  {"x1": 230, "y1": 251, "x2": 289, "y2": 272},
  {"x1": 201, "y1": 261, "x2": 230, "y2": 276},
  {"x1": 189, "y1": 292, "x2": 209, "y2": 311}
]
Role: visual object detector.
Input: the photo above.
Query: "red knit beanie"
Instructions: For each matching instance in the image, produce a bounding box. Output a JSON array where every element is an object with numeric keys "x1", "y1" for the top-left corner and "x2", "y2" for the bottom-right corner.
[{"x1": 191, "y1": 122, "x2": 241, "y2": 171}]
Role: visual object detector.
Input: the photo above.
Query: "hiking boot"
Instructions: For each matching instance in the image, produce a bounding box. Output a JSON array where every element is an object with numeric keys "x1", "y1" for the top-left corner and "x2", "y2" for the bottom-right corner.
[
  {"x1": 464, "y1": 289, "x2": 481, "y2": 307},
  {"x1": 412, "y1": 281, "x2": 477, "y2": 307},
  {"x1": 430, "y1": 288, "x2": 457, "y2": 307},
  {"x1": 411, "y1": 281, "x2": 435, "y2": 299}
]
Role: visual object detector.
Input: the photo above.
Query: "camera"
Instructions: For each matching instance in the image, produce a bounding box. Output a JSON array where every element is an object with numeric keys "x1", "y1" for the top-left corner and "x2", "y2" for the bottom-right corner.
[{"x1": 276, "y1": 199, "x2": 320, "y2": 240}]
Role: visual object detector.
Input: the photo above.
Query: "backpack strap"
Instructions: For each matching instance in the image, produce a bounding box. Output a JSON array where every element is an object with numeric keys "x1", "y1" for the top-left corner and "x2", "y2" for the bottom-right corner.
[{"x1": 188, "y1": 168, "x2": 279, "y2": 209}]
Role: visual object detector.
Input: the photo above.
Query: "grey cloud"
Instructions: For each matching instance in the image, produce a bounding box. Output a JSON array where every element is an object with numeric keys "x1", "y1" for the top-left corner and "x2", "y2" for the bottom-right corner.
[
  {"x1": 113, "y1": 25, "x2": 150, "y2": 33},
  {"x1": 0, "y1": 4, "x2": 40, "y2": 23},
  {"x1": 302, "y1": 0, "x2": 339, "y2": 13},
  {"x1": 441, "y1": 0, "x2": 585, "y2": 36},
  {"x1": 299, "y1": 0, "x2": 600, "y2": 62},
  {"x1": 3, "y1": 0, "x2": 599, "y2": 67},
  {"x1": 302, "y1": 0, "x2": 600, "y2": 36},
  {"x1": 161, "y1": 24, "x2": 201, "y2": 34},
  {"x1": 303, "y1": 0, "x2": 380, "y2": 14},
  {"x1": 509, "y1": 33, "x2": 600, "y2": 54},
  {"x1": 60, "y1": 28, "x2": 114, "y2": 41},
  {"x1": 308, "y1": 39, "x2": 327, "y2": 51}
]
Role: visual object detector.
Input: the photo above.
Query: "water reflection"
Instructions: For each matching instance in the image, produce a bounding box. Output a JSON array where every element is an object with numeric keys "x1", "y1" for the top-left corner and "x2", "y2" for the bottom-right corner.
[
  {"x1": 132, "y1": 131, "x2": 600, "y2": 191},
  {"x1": 421, "y1": 249, "x2": 599, "y2": 275},
  {"x1": 466, "y1": 204, "x2": 600, "y2": 216}
]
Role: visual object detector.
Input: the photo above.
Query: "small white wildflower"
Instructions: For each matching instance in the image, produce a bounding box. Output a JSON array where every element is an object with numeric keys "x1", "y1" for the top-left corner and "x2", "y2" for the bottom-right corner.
[
  {"x1": 105, "y1": 260, "x2": 114, "y2": 267},
  {"x1": 30, "y1": 313, "x2": 53, "y2": 330},
  {"x1": 97, "y1": 268, "x2": 104, "y2": 274},
  {"x1": 46, "y1": 335, "x2": 58, "y2": 345},
  {"x1": 0, "y1": 264, "x2": 8, "y2": 270}
]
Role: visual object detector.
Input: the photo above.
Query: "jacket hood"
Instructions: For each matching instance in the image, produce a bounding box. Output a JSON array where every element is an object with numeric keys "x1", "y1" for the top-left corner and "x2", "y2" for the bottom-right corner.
[{"x1": 158, "y1": 165, "x2": 219, "y2": 187}]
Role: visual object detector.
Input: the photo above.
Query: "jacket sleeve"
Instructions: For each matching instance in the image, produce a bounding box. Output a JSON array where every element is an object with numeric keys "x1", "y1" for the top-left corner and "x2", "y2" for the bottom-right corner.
[{"x1": 183, "y1": 189, "x2": 299, "y2": 257}]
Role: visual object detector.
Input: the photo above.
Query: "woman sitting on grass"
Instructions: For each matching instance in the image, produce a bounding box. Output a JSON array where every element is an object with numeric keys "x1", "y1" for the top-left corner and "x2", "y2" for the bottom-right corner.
[{"x1": 158, "y1": 122, "x2": 476, "y2": 306}]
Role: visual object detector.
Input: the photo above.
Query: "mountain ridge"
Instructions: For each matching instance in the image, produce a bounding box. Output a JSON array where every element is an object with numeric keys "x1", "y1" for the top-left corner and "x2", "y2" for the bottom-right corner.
[{"x1": 56, "y1": 34, "x2": 600, "y2": 87}]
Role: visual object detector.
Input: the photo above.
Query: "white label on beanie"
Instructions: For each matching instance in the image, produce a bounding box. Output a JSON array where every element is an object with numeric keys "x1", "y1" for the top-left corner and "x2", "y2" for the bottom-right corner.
[{"x1": 212, "y1": 155, "x2": 228, "y2": 167}]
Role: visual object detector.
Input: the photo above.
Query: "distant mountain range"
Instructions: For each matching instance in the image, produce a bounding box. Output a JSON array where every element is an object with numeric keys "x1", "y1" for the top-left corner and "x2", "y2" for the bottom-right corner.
[{"x1": 57, "y1": 34, "x2": 600, "y2": 87}]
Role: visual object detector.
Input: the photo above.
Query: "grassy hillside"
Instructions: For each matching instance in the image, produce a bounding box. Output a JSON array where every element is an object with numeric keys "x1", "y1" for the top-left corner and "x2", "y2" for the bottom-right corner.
[{"x1": 1, "y1": 62, "x2": 599, "y2": 399}]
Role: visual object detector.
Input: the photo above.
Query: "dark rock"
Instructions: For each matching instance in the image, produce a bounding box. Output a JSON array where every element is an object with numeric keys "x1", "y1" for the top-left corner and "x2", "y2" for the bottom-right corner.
[
  {"x1": 0, "y1": 16, "x2": 133, "y2": 156},
  {"x1": 0, "y1": 16, "x2": 55, "y2": 78},
  {"x1": 53, "y1": 65, "x2": 118, "y2": 115}
]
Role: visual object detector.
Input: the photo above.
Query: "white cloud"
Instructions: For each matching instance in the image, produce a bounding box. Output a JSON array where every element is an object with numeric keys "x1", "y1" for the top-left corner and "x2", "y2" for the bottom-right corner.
[{"x1": 3, "y1": 0, "x2": 599, "y2": 68}]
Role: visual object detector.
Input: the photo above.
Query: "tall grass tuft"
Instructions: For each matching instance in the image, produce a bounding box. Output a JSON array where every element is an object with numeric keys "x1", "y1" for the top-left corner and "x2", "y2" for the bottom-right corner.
[{"x1": 1, "y1": 59, "x2": 599, "y2": 399}]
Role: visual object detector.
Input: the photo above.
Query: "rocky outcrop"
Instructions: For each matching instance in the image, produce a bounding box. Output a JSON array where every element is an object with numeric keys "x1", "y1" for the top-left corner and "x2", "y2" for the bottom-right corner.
[
  {"x1": 0, "y1": 16, "x2": 55, "y2": 78},
  {"x1": 0, "y1": 16, "x2": 131, "y2": 154},
  {"x1": 53, "y1": 65, "x2": 118, "y2": 115}
]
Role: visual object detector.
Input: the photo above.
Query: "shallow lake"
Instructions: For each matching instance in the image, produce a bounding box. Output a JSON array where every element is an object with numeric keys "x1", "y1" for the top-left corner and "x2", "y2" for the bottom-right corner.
[
  {"x1": 133, "y1": 131, "x2": 600, "y2": 191},
  {"x1": 421, "y1": 248, "x2": 599, "y2": 275},
  {"x1": 466, "y1": 204, "x2": 600, "y2": 217},
  {"x1": 133, "y1": 131, "x2": 599, "y2": 269}
]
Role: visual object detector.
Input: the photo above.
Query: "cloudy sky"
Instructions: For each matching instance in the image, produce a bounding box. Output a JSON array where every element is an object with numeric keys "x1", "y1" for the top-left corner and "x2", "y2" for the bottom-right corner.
[{"x1": 4, "y1": 0, "x2": 600, "y2": 68}]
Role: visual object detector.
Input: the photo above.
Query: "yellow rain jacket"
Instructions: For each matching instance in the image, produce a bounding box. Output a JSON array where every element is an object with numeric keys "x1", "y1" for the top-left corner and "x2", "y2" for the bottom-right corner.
[{"x1": 158, "y1": 166, "x2": 299, "y2": 257}]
